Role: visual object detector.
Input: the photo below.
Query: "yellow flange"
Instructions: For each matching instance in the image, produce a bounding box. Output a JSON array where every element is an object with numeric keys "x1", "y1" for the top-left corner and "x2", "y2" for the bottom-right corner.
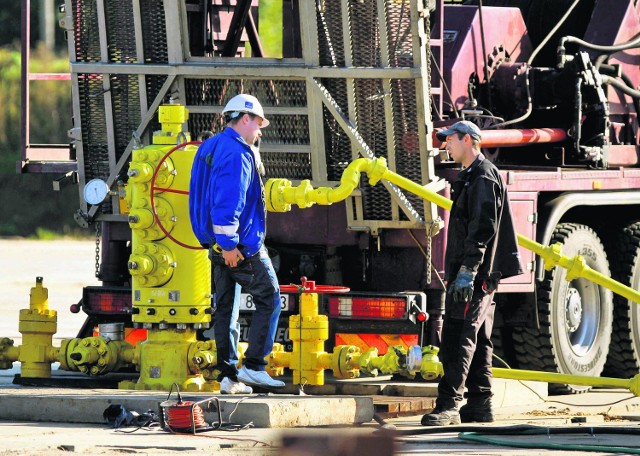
[{"x1": 120, "y1": 329, "x2": 216, "y2": 392}]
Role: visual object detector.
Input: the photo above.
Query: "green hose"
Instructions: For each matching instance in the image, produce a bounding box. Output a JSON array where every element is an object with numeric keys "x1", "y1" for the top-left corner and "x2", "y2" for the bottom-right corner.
[{"x1": 458, "y1": 429, "x2": 640, "y2": 454}]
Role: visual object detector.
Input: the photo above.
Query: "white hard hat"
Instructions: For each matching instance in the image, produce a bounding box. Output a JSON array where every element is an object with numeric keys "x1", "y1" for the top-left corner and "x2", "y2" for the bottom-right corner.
[{"x1": 222, "y1": 94, "x2": 270, "y2": 127}]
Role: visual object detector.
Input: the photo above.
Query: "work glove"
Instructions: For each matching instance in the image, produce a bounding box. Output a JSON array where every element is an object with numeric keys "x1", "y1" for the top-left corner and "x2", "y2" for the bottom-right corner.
[{"x1": 448, "y1": 266, "x2": 476, "y2": 303}]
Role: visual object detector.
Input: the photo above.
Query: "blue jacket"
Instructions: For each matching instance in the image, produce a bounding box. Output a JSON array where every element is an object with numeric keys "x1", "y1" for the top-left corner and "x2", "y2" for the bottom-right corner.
[{"x1": 189, "y1": 127, "x2": 266, "y2": 257}]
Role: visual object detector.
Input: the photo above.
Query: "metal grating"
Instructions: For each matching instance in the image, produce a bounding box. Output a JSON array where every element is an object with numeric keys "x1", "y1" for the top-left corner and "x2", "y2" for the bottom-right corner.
[
  {"x1": 105, "y1": 1, "x2": 137, "y2": 64},
  {"x1": 319, "y1": 77, "x2": 352, "y2": 182},
  {"x1": 78, "y1": 72, "x2": 112, "y2": 213},
  {"x1": 317, "y1": 0, "x2": 345, "y2": 67},
  {"x1": 349, "y1": 0, "x2": 381, "y2": 68},
  {"x1": 185, "y1": 79, "x2": 308, "y2": 109},
  {"x1": 186, "y1": 78, "x2": 311, "y2": 180},
  {"x1": 189, "y1": 113, "x2": 217, "y2": 140},
  {"x1": 262, "y1": 151, "x2": 311, "y2": 180},
  {"x1": 386, "y1": 0, "x2": 414, "y2": 68},
  {"x1": 189, "y1": 112, "x2": 312, "y2": 145},
  {"x1": 110, "y1": 74, "x2": 142, "y2": 162},
  {"x1": 140, "y1": 0, "x2": 168, "y2": 64},
  {"x1": 72, "y1": 0, "x2": 101, "y2": 63},
  {"x1": 355, "y1": 79, "x2": 392, "y2": 220},
  {"x1": 188, "y1": 112, "x2": 311, "y2": 179},
  {"x1": 392, "y1": 78, "x2": 425, "y2": 219},
  {"x1": 316, "y1": 0, "x2": 428, "y2": 222}
]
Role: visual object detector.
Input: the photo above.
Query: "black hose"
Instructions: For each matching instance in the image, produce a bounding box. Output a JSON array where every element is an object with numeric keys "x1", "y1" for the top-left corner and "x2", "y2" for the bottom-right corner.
[
  {"x1": 597, "y1": 64, "x2": 640, "y2": 125},
  {"x1": 601, "y1": 75, "x2": 640, "y2": 99},
  {"x1": 561, "y1": 34, "x2": 640, "y2": 54}
]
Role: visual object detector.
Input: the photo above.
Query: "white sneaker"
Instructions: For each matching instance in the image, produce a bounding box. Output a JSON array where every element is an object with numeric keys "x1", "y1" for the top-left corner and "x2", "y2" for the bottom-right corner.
[
  {"x1": 220, "y1": 377, "x2": 253, "y2": 394},
  {"x1": 237, "y1": 366, "x2": 285, "y2": 389}
]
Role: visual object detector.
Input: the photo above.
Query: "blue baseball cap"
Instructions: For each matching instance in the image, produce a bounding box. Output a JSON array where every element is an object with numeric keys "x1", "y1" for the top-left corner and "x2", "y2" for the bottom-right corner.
[{"x1": 436, "y1": 120, "x2": 482, "y2": 142}]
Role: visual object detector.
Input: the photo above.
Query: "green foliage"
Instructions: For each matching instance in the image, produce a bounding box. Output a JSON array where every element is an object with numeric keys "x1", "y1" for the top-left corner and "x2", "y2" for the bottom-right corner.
[
  {"x1": 259, "y1": 0, "x2": 283, "y2": 58},
  {"x1": 0, "y1": 0, "x2": 21, "y2": 47},
  {"x1": 0, "y1": 45, "x2": 71, "y2": 173},
  {"x1": 27, "y1": 46, "x2": 72, "y2": 146},
  {"x1": 0, "y1": 47, "x2": 22, "y2": 171}
]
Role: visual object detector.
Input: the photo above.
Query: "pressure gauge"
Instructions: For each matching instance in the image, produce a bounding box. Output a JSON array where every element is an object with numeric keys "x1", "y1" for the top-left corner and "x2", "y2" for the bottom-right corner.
[{"x1": 83, "y1": 179, "x2": 110, "y2": 205}]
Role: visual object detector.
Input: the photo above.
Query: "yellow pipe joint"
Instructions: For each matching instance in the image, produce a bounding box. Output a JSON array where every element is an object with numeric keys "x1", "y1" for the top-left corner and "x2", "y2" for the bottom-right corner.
[{"x1": 420, "y1": 345, "x2": 444, "y2": 381}]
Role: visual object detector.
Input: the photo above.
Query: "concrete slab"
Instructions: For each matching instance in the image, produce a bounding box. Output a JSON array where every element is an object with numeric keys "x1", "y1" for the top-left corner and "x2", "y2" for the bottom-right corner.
[
  {"x1": 493, "y1": 378, "x2": 547, "y2": 407},
  {"x1": 0, "y1": 387, "x2": 374, "y2": 428}
]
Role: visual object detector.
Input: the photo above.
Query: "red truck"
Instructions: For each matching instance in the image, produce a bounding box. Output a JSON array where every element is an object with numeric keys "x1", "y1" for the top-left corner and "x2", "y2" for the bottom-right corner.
[{"x1": 20, "y1": 0, "x2": 640, "y2": 392}]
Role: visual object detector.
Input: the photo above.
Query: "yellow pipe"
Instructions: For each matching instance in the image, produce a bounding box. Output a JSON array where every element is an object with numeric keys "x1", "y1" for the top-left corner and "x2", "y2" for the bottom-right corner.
[
  {"x1": 493, "y1": 368, "x2": 640, "y2": 397},
  {"x1": 266, "y1": 157, "x2": 640, "y2": 304}
]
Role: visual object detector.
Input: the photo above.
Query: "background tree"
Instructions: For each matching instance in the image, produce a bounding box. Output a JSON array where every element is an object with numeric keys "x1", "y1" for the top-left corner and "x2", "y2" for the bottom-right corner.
[{"x1": 0, "y1": 1, "x2": 78, "y2": 237}]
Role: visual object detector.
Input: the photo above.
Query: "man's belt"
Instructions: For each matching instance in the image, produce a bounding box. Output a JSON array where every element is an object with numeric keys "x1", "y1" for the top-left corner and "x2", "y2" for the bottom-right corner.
[{"x1": 211, "y1": 243, "x2": 245, "y2": 254}]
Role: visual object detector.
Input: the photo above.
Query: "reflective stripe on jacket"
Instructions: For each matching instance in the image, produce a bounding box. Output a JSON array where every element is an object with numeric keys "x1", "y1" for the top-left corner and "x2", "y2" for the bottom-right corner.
[{"x1": 189, "y1": 127, "x2": 266, "y2": 256}]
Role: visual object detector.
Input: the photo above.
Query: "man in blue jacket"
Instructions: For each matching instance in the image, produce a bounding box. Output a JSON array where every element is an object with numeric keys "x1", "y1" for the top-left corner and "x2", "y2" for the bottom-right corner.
[{"x1": 189, "y1": 94, "x2": 284, "y2": 393}]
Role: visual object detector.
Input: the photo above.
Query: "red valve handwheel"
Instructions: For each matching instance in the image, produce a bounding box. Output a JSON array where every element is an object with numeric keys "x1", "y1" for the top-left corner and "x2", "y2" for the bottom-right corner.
[{"x1": 279, "y1": 276, "x2": 350, "y2": 294}]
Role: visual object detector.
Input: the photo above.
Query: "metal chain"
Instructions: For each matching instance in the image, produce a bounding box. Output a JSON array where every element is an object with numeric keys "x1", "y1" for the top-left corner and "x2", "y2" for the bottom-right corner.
[
  {"x1": 425, "y1": 221, "x2": 433, "y2": 285},
  {"x1": 94, "y1": 222, "x2": 101, "y2": 278},
  {"x1": 425, "y1": 3, "x2": 433, "y2": 286}
]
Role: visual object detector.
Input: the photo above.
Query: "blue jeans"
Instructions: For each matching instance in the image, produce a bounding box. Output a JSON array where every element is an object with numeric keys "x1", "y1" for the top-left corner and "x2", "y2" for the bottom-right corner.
[{"x1": 212, "y1": 245, "x2": 281, "y2": 380}]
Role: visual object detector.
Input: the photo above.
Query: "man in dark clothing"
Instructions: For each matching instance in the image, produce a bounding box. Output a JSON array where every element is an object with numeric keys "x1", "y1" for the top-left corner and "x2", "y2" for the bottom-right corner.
[{"x1": 422, "y1": 121, "x2": 522, "y2": 426}]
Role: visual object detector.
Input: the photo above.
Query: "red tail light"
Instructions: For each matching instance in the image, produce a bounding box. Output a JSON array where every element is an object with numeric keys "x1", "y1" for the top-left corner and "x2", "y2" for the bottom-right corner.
[
  {"x1": 328, "y1": 296, "x2": 408, "y2": 319},
  {"x1": 82, "y1": 287, "x2": 132, "y2": 315}
]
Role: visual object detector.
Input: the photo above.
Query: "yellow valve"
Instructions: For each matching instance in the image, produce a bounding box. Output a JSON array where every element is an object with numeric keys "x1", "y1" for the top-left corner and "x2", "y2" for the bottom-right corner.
[
  {"x1": 18, "y1": 277, "x2": 58, "y2": 378},
  {"x1": 289, "y1": 289, "x2": 330, "y2": 385},
  {"x1": 279, "y1": 279, "x2": 359, "y2": 385},
  {"x1": 154, "y1": 104, "x2": 191, "y2": 145}
]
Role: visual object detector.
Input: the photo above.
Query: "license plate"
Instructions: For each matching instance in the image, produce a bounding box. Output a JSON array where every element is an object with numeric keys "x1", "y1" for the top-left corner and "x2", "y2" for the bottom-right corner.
[{"x1": 239, "y1": 293, "x2": 290, "y2": 311}]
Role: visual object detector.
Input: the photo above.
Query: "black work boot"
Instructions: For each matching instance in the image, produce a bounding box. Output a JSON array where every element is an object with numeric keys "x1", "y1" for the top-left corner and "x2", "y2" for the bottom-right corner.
[
  {"x1": 459, "y1": 397, "x2": 494, "y2": 423},
  {"x1": 421, "y1": 407, "x2": 461, "y2": 426}
]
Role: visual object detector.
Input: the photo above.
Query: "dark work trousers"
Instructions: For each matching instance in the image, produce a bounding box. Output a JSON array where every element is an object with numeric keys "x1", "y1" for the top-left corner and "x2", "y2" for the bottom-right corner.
[
  {"x1": 212, "y1": 245, "x2": 281, "y2": 381},
  {"x1": 436, "y1": 285, "x2": 496, "y2": 409}
]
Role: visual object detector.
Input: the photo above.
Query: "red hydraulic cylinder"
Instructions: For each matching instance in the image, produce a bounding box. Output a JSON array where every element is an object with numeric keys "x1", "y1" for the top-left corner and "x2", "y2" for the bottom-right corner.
[{"x1": 433, "y1": 128, "x2": 567, "y2": 148}]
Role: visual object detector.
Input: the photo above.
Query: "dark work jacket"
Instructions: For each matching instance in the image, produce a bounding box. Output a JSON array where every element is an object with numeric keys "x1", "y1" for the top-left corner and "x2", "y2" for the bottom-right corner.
[{"x1": 444, "y1": 154, "x2": 523, "y2": 285}]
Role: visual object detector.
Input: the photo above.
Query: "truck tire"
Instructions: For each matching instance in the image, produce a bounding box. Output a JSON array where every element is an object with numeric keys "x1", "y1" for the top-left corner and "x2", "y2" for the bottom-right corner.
[
  {"x1": 512, "y1": 223, "x2": 613, "y2": 394},
  {"x1": 603, "y1": 222, "x2": 640, "y2": 378}
]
